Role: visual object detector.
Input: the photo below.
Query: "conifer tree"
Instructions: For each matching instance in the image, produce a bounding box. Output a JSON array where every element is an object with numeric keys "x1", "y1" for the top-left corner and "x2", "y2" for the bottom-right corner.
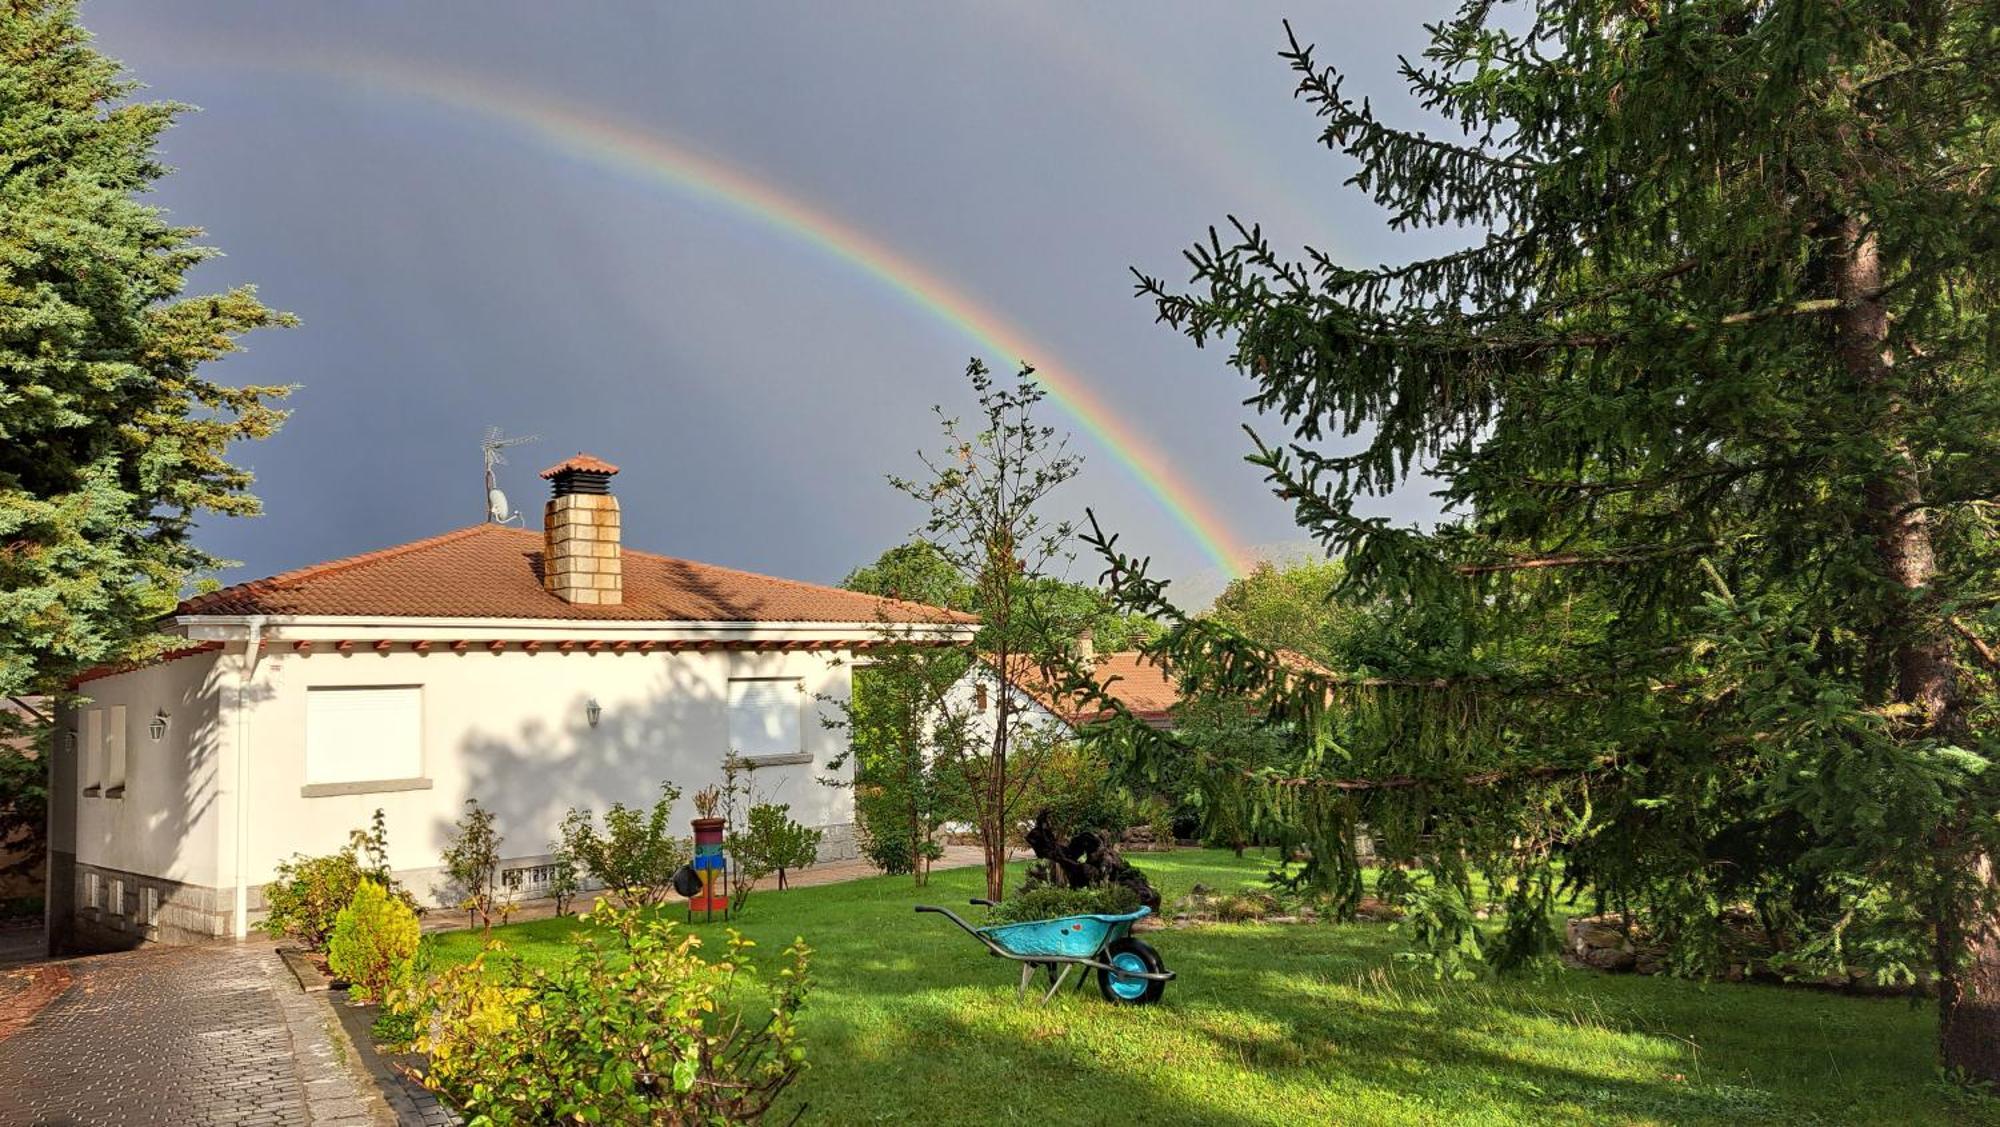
[
  {"x1": 0, "y1": 0, "x2": 293, "y2": 702},
  {"x1": 1099, "y1": 2, "x2": 2000, "y2": 1079}
]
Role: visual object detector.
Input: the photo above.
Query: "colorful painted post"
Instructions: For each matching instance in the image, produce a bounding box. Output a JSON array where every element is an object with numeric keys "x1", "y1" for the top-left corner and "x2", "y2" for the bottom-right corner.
[{"x1": 689, "y1": 816, "x2": 729, "y2": 921}]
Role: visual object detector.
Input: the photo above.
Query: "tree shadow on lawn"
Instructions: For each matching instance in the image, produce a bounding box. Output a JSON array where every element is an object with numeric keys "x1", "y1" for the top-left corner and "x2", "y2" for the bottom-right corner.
[
  {"x1": 773, "y1": 918, "x2": 1976, "y2": 1125},
  {"x1": 428, "y1": 856, "x2": 1993, "y2": 1124}
]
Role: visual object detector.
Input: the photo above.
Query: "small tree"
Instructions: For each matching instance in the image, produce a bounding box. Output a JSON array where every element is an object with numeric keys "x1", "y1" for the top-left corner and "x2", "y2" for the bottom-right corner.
[
  {"x1": 439, "y1": 799, "x2": 506, "y2": 931},
  {"x1": 888, "y1": 359, "x2": 1081, "y2": 902},
  {"x1": 729, "y1": 804, "x2": 824, "y2": 892},
  {"x1": 545, "y1": 848, "x2": 580, "y2": 917},
  {"x1": 557, "y1": 782, "x2": 690, "y2": 909}
]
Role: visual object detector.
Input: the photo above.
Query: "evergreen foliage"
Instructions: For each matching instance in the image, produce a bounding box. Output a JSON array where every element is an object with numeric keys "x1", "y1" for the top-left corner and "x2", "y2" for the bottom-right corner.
[
  {"x1": 0, "y1": 1, "x2": 292, "y2": 699},
  {"x1": 327, "y1": 879, "x2": 420, "y2": 1004},
  {"x1": 1092, "y1": 2, "x2": 2000, "y2": 1079}
]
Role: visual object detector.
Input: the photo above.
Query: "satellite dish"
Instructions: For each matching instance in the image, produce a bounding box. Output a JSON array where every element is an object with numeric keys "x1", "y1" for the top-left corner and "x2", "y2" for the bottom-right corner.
[{"x1": 487, "y1": 488, "x2": 513, "y2": 523}]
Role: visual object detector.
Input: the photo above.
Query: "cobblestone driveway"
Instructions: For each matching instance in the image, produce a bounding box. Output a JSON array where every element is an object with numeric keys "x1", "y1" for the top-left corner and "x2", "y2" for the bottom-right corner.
[{"x1": 0, "y1": 942, "x2": 393, "y2": 1126}]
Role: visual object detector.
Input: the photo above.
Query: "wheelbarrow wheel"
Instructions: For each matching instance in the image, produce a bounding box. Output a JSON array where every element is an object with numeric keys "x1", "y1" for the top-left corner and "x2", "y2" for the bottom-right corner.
[{"x1": 1097, "y1": 938, "x2": 1167, "y2": 1005}]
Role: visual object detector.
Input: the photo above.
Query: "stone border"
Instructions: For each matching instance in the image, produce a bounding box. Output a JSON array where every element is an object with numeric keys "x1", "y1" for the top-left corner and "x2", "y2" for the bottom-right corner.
[
  {"x1": 264, "y1": 948, "x2": 401, "y2": 1125},
  {"x1": 326, "y1": 987, "x2": 459, "y2": 1125}
]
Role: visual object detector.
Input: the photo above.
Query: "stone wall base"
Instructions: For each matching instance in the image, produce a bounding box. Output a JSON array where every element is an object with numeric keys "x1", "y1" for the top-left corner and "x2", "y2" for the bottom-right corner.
[
  {"x1": 62, "y1": 825, "x2": 863, "y2": 950},
  {"x1": 62, "y1": 861, "x2": 233, "y2": 953},
  {"x1": 814, "y1": 821, "x2": 858, "y2": 863}
]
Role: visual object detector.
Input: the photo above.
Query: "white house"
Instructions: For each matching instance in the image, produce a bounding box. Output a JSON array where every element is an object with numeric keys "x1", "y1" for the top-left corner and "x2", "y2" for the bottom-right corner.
[{"x1": 48, "y1": 455, "x2": 974, "y2": 949}]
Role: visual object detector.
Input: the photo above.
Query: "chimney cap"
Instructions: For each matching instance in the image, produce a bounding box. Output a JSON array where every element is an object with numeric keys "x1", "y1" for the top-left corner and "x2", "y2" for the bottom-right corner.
[{"x1": 539, "y1": 453, "x2": 620, "y2": 480}]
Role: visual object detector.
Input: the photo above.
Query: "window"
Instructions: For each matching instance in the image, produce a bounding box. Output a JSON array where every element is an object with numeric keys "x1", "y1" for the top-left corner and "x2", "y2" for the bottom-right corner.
[
  {"x1": 141, "y1": 886, "x2": 160, "y2": 927},
  {"x1": 83, "y1": 872, "x2": 100, "y2": 912},
  {"x1": 81, "y1": 710, "x2": 102, "y2": 794},
  {"x1": 975, "y1": 682, "x2": 989, "y2": 712},
  {"x1": 727, "y1": 678, "x2": 808, "y2": 766},
  {"x1": 105, "y1": 705, "x2": 126, "y2": 796},
  {"x1": 304, "y1": 686, "x2": 425, "y2": 793},
  {"x1": 108, "y1": 878, "x2": 125, "y2": 917}
]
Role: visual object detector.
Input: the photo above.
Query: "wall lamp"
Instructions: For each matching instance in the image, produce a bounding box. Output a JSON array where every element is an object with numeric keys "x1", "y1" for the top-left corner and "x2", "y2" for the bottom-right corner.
[
  {"x1": 585, "y1": 698, "x2": 602, "y2": 728},
  {"x1": 149, "y1": 711, "x2": 169, "y2": 741}
]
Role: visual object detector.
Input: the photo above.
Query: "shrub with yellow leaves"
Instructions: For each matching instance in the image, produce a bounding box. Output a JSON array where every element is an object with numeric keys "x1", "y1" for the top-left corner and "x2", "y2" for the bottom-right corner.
[{"x1": 394, "y1": 904, "x2": 811, "y2": 1124}]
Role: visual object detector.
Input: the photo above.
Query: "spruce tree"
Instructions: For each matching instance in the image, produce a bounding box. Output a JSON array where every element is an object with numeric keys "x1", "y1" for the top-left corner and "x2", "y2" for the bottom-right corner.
[
  {"x1": 0, "y1": 0, "x2": 292, "y2": 701},
  {"x1": 1101, "y1": 2, "x2": 2000, "y2": 1079}
]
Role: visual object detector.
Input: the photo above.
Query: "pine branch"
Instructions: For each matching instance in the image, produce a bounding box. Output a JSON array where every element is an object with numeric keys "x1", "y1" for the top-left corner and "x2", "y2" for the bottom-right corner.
[
  {"x1": 1454, "y1": 541, "x2": 1724, "y2": 576},
  {"x1": 1267, "y1": 756, "x2": 1614, "y2": 791}
]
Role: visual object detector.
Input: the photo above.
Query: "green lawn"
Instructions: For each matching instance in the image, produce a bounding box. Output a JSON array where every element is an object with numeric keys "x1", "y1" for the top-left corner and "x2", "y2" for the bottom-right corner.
[{"x1": 426, "y1": 849, "x2": 1999, "y2": 1125}]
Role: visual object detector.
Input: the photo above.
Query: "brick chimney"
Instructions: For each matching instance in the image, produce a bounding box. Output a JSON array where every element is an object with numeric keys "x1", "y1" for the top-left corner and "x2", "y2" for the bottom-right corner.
[{"x1": 540, "y1": 453, "x2": 621, "y2": 605}]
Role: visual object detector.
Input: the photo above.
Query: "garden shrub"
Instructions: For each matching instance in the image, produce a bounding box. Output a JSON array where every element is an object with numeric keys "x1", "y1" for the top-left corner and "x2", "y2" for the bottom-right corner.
[
  {"x1": 439, "y1": 798, "x2": 507, "y2": 930},
  {"x1": 402, "y1": 904, "x2": 811, "y2": 1124},
  {"x1": 987, "y1": 883, "x2": 1141, "y2": 924},
  {"x1": 557, "y1": 782, "x2": 691, "y2": 908},
  {"x1": 728, "y1": 803, "x2": 824, "y2": 892},
  {"x1": 261, "y1": 809, "x2": 416, "y2": 951},
  {"x1": 1022, "y1": 741, "x2": 1134, "y2": 842},
  {"x1": 854, "y1": 779, "x2": 943, "y2": 876},
  {"x1": 328, "y1": 879, "x2": 421, "y2": 1003}
]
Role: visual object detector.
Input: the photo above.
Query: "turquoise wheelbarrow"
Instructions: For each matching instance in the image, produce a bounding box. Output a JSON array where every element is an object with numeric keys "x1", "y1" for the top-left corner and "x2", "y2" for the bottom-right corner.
[{"x1": 916, "y1": 899, "x2": 1173, "y2": 1005}]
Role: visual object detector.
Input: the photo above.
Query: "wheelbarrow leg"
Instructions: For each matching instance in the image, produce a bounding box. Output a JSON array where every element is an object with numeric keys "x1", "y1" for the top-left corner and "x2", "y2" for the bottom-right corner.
[
  {"x1": 1017, "y1": 962, "x2": 1035, "y2": 1001},
  {"x1": 1039, "y1": 964, "x2": 1074, "y2": 1005}
]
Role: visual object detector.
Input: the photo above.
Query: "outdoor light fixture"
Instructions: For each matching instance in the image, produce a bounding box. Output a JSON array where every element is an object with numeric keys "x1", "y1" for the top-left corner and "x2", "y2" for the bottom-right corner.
[
  {"x1": 585, "y1": 698, "x2": 602, "y2": 728},
  {"x1": 63, "y1": 730, "x2": 77, "y2": 755},
  {"x1": 148, "y1": 712, "x2": 168, "y2": 741}
]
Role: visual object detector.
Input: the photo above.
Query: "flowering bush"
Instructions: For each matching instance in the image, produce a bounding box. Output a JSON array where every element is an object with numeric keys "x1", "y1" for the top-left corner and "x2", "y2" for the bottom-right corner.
[{"x1": 400, "y1": 904, "x2": 811, "y2": 1124}]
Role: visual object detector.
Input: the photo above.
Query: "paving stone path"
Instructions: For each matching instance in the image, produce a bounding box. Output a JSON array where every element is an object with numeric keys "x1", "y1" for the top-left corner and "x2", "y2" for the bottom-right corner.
[{"x1": 0, "y1": 942, "x2": 394, "y2": 1126}]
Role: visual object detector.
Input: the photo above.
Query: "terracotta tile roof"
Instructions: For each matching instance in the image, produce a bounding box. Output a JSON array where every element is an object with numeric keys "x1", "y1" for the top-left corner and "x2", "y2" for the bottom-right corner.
[
  {"x1": 540, "y1": 453, "x2": 619, "y2": 478},
  {"x1": 175, "y1": 525, "x2": 976, "y2": 625},
  {"x1": 999, "y1": 651, "x2": 1181, "y2": 724},
  {"x1": 1005, "y1": 648, "x2": 1335, "y2": 725}
]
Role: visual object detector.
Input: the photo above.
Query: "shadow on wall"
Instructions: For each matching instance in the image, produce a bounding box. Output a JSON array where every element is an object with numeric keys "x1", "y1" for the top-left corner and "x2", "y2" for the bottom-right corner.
[
  {"x1": 436, "y1": 641, "x2": 848, "y2": 907},
  {"x1": 60, "y1": 654, "x2": 278, "y2": 953}
]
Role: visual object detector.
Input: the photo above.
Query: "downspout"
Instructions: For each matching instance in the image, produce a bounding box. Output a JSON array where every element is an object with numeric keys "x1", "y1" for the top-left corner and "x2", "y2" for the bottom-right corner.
[{"x1": 232, "y1": 615, "x2": 265, "y2": 938}]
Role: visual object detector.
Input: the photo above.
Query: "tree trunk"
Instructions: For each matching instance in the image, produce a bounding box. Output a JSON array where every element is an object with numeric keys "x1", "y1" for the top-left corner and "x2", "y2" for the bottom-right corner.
[{"x1": 1834, "y1": 214, "x2": 1998, "y2": 1082}]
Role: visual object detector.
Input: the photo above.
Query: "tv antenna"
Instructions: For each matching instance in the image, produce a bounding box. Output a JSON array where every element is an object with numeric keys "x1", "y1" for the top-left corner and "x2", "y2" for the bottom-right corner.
[{"x1": 481, "y1": 427, "x2": 540, "y2": 523}]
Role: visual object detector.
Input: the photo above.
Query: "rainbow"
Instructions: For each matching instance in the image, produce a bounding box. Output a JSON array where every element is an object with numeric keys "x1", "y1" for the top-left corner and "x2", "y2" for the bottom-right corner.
[{"x1": 174, "y1": 50, "x2": 1251, "y2": 576}]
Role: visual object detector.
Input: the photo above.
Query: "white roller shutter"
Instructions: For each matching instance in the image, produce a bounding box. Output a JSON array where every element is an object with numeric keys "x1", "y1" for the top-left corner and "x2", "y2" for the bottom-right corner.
[
  {"x1": 305, "y1": 687, "x2": 423, "y2": 786},
  {"x1": 728, "y1": 678, "x2": 805, "y2": 763}
]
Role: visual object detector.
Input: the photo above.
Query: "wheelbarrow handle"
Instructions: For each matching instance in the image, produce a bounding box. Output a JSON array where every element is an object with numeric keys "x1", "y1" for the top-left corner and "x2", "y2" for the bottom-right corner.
[
  {"x1": 968, "y1": 898, "x2": 997, "y2": 908},
  {"x1": 914, "y1": 904, "x2": 1010, "y2": 957}
]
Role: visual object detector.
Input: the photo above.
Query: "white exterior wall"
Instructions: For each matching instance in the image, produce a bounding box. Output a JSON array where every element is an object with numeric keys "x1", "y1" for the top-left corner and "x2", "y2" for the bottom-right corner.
[
  {"x1": 237, "y1": 643, "x2": 855, "y2": 901},
  {"x1": 949, "y1": 662, "x2": 1068, "y2": 746},
  {"x1": 68, "y1": 651, "x2": 229, "y2": 891},
  {"x1": 56, "y1": 613, "x2": 972, "y2": 942}
]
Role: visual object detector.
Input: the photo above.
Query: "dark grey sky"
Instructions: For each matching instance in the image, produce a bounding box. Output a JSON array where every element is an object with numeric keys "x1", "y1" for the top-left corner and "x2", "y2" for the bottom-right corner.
[{"x1": 87, "y1": 1, "x2": 1458, "y2": 604}]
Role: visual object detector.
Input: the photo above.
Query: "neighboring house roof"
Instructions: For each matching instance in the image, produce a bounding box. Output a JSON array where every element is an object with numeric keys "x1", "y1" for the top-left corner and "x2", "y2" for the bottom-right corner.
[
  {"x1": 999, "y1": 651, "x2": 1181, "y2": 726},
  {"x1": 176, "y1": 524, "x2": 976, "y2": 625},
  {"x1": 1002, "y1": 647, "x2": 1334, "y2": 727}
]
